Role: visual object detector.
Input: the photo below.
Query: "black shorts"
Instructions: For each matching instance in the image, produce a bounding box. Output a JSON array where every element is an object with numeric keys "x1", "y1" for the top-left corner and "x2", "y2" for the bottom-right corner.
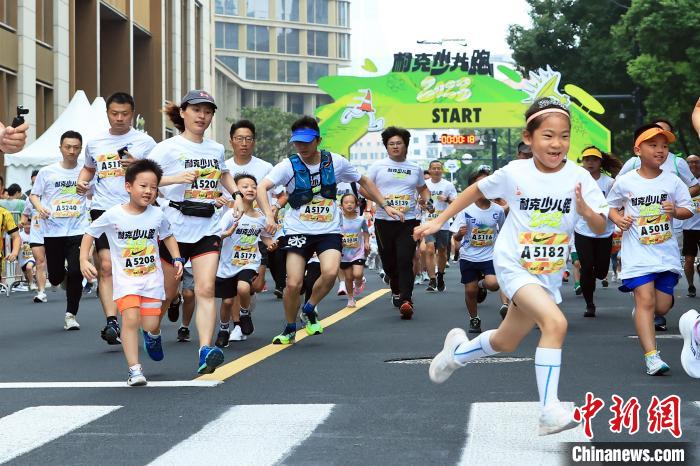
[
  {"x1": 90, "y1": 209, "x2": 110, "y2": 251},
  {"x1": 459, "y1": 259, "x2": 495, "y2": 284},
  {"x1": 29, "y1": 243, "x2": 43, "y2": 249},
  {"x1": 281, "y1": 233, "x2": 342, "y2": 262},
  {"x1": 682, "y1": 229, "x2": 700, "y2": 257},
  {"x1": 340, "y1": 259, "x2": 366, "y2": 270},
  {"x1": 214, "y1": 269, "x2": 258, "y2": 299},
  {"x1": 258, "y1": 241, "x2": 269, "y2": 267},
  {"x1": 159, "y1": 235, "x2": 221, "y2": 263}
]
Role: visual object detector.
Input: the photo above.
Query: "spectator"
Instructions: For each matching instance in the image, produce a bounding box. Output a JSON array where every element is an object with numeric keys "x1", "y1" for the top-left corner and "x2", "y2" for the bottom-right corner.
[
  {"x1": 23, "y1": 170, "x2": 39, "y2": 199},
  {"x1": 0, "y1": 183, "x2": 25, "y2": 214}
]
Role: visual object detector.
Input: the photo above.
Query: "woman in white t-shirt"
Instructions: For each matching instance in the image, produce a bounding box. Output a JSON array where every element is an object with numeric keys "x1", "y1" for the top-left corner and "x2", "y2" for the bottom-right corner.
[
  {"x1": 415, "y1": 98, "x2": 608, "y2": 436},
  {"x1": 148, "y1": 90, "x2": 240, "y2": 367}
]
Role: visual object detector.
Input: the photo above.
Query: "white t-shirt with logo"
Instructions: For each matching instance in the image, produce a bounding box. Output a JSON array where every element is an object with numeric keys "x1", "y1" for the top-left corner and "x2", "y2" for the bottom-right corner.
[
  {"x1": 450, "y1": 203, "x2": 505, "y2": 262},
  {"x1": 22, "y1": 200, "x2": 43, "y2": 244},
  {"x1": 216, "y1": 211, "x2": 270, "y2": 278},
  {"x1": 31, "y1": 163, "x2": 89, "y2": 237},
  {"x1": 606, "y1": 169, "x2": 692, "y2": 279},
  {"x1": 264, "y1": 152, "x2": 361, "y2": 235},
  {"x1": 86, "y1": 204, "x2": 173, "y2": 301},
  {"x1": 367, "y1": 158, "x2": 425, "y2": 221},
  {"x1": 575, "y1": 173, "x2": 615, "y2": 238},
  {"x1": 224, "y1": 155, "x2": 283, "y2": 203},
  {"x1": 149, "y1": 135, "x2": 229, "y2": 243},
  {"x1": 683, "y1": 177, "x2": 700, "y2": 231},
  {"x1": 424, "y1": 178, "x2": 458, "y2": 229},
  {"x1": 477, "y1": 159, "x2": 608, "y2": 303},
  {"x1": 19, "y1": 230, "x2": 34, "y2": 267},
  {"x1": 341, "y1": 215, "x2": 368, "y2": 262},
  {"x1": 84, "y1": 128, "x2": 157, "y2": 210}
]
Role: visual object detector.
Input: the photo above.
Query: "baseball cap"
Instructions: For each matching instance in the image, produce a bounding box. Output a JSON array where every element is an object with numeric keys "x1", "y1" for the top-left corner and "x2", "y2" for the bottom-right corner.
[
  {"x1": 634, "y1": 126, "x2": 675, "y2": 148},
  {"x1": 181, "y1": 90, "x2": 217, "y2": 109},
  {"x1": 517, "y1": 141, "x2": 532, "y2": 154},
  {"x1": 289, "y1": 128, "x2": 320, "y2": 143}
]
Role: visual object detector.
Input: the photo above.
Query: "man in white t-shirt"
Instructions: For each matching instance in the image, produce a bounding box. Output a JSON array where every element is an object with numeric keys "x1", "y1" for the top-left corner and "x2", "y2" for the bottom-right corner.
[
  {"x1": 258, "y1": 116, "x2": 402, "y2": 345},
  {"x1": 76, "y1": 92, "x2": 156, "y2": 346},
  {"x1": 422, "y1": 160, "x2": 457, "y2": 292}
]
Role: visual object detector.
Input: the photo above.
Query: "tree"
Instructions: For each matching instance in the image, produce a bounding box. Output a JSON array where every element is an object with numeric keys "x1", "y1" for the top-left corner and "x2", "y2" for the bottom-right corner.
[{"x1": 233, "y1": 106, "x2": 299, "y2": 163}]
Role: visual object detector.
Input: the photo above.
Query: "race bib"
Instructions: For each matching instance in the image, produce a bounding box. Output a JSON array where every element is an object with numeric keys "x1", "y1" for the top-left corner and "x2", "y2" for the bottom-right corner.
[
  {"x1": 637, "y1": 214, "x2": 671, "y2": 245},
  {"x1": 611, "y1": 231, "x2": 622, "y2": 254},
  {"x1": 22, "y1": 243, "x2": 33, "y2": 259},
  {"x1": 692, "y1": 197, "x2": 700, "y2": 213},
  {"x1": 121, "y1": 241, "x2": 158, "y2": 277},
  {"x1": 231, "y1": 244, "x2": 258, "y2": 267},
  {"x1": 95, "y1": 153, "x2": 124, "y2": 179},
  {"x1": 299, "y1": 198, "x2": 334, "y2": 222},
  {"x1": 342, "y1": 233, "x2": 359, "y2": 250},
  {"x1": 185, "y1": 167, "x2": 222, "y2": 200},
  {"x1": 469, "y1": 226, "x2": 495, "y2": 247},
  {"x1": 518, "y1": 232, "x2": 569, "y2": 275},
  {"x1": 385, "y1": 194, "x2": 411, "y2": 213},
  {"x1": 51, "y1": 198, "x2": 81, "y2": 218}
]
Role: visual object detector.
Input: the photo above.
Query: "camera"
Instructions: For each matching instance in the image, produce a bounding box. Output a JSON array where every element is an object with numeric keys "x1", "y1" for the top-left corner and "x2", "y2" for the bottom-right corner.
[
  {"x1": 11, "y1": 106, "x2": 29, "y2": 128},
  {"x1": 117, "y1": 146, "x2": 129, "y2": 159}
]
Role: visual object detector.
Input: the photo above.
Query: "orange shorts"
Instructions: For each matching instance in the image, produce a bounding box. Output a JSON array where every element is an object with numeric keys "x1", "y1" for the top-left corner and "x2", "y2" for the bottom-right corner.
[{"x1": 115, "y1": 295, "x2": 162, "y2": 316}]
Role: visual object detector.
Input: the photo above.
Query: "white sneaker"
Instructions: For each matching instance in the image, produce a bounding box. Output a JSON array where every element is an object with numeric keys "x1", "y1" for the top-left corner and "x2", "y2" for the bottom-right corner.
[
  {"x1": 33, "y1": 291, "x2": 47, "y2": 303},
  {"x1": 64, "y1": 313, "x2": 80, "y2": 330},
  {"x1": 414, "y1": 276, "x2": 422, "y2": 285},
  {"x1": 679, "y1": 309, "x2": 700, "y2": 378},
  {"x1": 337, "y1": 282, "x2": 347, "y2": 296},
  {"x1": 429, "y1": 328, "x2": 468, "y2": 384},
  {"x1": 538, "y1": 401, "x2": 580, "y2": 436},
  {"x1": 30, "y1": 283, "x2": 38, "y2": 291},
  {"x1": 228, "y1": 325, "x2": 247, "y2": 342},
  {"x1": 347, "y1": 297, "x2": 356, "y2": 308},
  {"x1": 421, "y1": 272, "x2": 430, "y2": 283},
  {"x1": 127, "y1": 367, "x2": 147, "y2": 387},
  {"x1": 645, "y1": 351, "x2": 670, "y2": 375}
]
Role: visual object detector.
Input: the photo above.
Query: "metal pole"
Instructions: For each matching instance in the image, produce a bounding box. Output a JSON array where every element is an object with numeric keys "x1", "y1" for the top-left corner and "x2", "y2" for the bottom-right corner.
[{"x1": 491, "y1": 129, "x2": 498, "y2": 170}]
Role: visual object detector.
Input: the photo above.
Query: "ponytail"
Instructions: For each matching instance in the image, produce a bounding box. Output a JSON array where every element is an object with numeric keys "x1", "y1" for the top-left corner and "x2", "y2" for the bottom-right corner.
[
  {"x1": 162, "y1": 101, "x2": 185, "y2": 132},
  {"x1": 601, "y1": 151, "x2": 623, "y2": 178}
]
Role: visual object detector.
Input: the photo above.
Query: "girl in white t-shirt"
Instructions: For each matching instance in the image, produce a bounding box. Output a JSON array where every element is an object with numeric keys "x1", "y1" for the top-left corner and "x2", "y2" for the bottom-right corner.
[
  {"x1": 18, "y1": 224, "x2": 36, "y2": 289},
  {"x1": 415, "y1": 98, "x2": 608, "y2": 436},
  {"x1": 340, "y1": 194, "x2": 370, "y2": 308}
]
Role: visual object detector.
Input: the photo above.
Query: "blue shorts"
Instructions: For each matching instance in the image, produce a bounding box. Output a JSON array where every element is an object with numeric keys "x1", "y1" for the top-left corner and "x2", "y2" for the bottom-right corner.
[
  {"x1": 619, "y1": 271, "x2": 679, "y2": 296},
  {"x1": 459, "y1": 259, "x2": 495, "y2": 284}
]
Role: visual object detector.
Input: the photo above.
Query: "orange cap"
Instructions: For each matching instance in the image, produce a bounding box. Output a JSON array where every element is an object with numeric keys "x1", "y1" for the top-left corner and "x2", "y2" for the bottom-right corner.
[{"x1": 634, "y1": 127, "x2": 676, "y2": 149}]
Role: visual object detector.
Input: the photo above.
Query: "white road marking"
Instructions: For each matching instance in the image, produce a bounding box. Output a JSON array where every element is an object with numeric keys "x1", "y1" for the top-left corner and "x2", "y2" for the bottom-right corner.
[
  {"x1": 148, "y1": 404, "x2": 334, "y2": 465},
  {"x1": 0, "y1": 381, "x2": 222, "y2": 389},
  {"x1": 0, "y1": 405, "x2": 121, "y2": 463},
  {"x1": 386, "y1": 357, "x2": 533, "y2": 365},
  {"x1": 627, "y1": 335, "x2": 682, "y2": 339},
  {"x1": 459, "y1": 402, "x2": 587, "y2": 466}
]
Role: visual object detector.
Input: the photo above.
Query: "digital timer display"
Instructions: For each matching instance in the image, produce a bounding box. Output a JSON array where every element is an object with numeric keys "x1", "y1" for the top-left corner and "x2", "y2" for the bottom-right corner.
[{"x1": 440, "y1": 134, "x2": 479, "y2": 145}]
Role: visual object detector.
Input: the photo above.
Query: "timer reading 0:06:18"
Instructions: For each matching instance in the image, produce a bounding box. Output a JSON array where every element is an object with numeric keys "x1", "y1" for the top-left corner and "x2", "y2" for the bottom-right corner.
[{"x1": 440, "y1": 134, "x2": 479, "y2": 145}]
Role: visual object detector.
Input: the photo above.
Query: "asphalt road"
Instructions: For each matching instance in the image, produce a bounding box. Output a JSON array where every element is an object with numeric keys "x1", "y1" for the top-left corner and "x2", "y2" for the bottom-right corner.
[{"x1": 0, "y1": 263, "x2": 699, "y2": 465}]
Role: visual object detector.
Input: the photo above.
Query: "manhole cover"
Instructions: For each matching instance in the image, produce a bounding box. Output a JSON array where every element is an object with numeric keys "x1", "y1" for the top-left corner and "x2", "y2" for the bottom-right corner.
[{"x1": 385, "y1": 357, "x2": 533, "y2": 365}]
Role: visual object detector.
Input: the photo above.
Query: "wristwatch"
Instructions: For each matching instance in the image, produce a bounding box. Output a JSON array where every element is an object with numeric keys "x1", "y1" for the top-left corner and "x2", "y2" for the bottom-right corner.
[{"x1": 172, "y1": 257, "x2": 186, "y2": 266}]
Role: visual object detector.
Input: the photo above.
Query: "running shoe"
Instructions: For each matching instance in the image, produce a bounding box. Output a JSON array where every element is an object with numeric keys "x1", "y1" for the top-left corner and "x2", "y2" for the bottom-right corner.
[
  {"x1": 574, "y1": 284, "x2": 582, "y2": 295},
  {"x1": 421, "y1": 271, "x2": 430, "y2": 283},
  {"x1": 354, "y1": 277, "x2": 366, "y2": 296},
  {"x1": 436, "y1": 273, "x2": 446, "y2": 292},
  {"x1": 239, "y1": 309, "x2": 254, "y2": 335},
  {"x1": 563, "y1": 270, "x2": 570, "y2": 283},
  {"x1": 127, "y1": 366, "x2": 147, "y2": 387},
  {"x1": 645, "y1": 351, "x2": 670, "y2": 375},
  {"x1": 679, "y1": 309, "x2": 700, "y2": 378},
  {"x1": 688, "y1": 286, "x2": 697, "y2": 298},
  {"x1": 426, "y1": 278, "x2": 437, "y2": 292},
  {"x1": 198, "y1": 346, "x2": 224, "y2": 374},
  {"x1": 399, "y1": 300, "x2": 414, "y2": 320},
  {"x1": 177, "y1": 326, "x2": 191, "y2": 342},
  {"x1": 391, "y1": 293, "x2": 401, "y2": 308},
  {"x1": 167, "y1": 293, "x2": 182, "y2": 322},
  {"x1": 468, "y1": 316, "x2": 482, "y2": 334},
  {"x1": 29, "y1": 283, "x2": 38, "y2": 291},
  {"x1": 347, "y1": 297, "x2": 356, "y2": 308},
  {"x1": 142, "y1": 329, "x2": 164, "y2": 361},
  {"x1": 499, "y1": 304, "x2": 508, "y2": 320},
  {"x1": 654, "y1": 315, "x2": 667, "y2": 332},
  {"x1": 601, "y1": 279, "x2": 609, "y2": 288},
  {"x1": 538, "y1": 402, "x2": 579, "y2": 436},
  {"x1": 337, "y1": 282, "x2": 347, "y2": 296},
  {"x1": 274, "y1": 287, "x2": 284, "y2": 299},
  {"x1": 476, "y1": 284, "x2": 487, "y2": 304},
  {"x1": 101, "y1": 321, "x2": 121, "y2": 345},
  {"x1": 304, "y1": 310, "x2": 324, "y2": 336},
  {"x1": 82, "y1": 281, "x2": 94, "y2": 294},
  {"x1": 584, "y1": 304, "x2": 596, "y2": 318},
  {"x1": 414, "y1": 275, "x2": 422, "y2": 285},
  {"x1": 229, "y1": 324, "x2": 247, "y2": 342},
  {"x1": 429, "y1": 328, "x2": 467, "y2": 384},
  {"x1": 64, "y1": 313, "x2": 80, "y2": 331},
  {"x1": 215, "y1": 329, "x2": 230, "y2": 348},
  {"x1": 33, "y1": 291, "x2": 47, "y2": 303},
  {"x1": 272, "y1": 328, "x2": 296, "y2": 345}
]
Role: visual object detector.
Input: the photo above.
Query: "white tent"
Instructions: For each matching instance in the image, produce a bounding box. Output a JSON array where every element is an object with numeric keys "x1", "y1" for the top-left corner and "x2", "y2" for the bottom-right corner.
[{"x1": 4, "y1": 90, "x2": 110, "y2": 187}]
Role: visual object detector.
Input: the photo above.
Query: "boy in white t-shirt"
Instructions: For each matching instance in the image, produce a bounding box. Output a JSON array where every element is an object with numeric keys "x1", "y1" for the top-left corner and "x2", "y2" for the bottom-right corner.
[
  {"x1": 18, "y1": 223, "x2": 36, "y2": 289},
  {"x1": 80, "y1": 160, "x2": 183, "y2": 386}
]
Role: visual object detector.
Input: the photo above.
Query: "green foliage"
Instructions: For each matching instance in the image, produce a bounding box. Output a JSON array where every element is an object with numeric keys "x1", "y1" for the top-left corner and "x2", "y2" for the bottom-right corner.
[{"x1": 234, "y1": 107, "x2": 300, "y2": 163}]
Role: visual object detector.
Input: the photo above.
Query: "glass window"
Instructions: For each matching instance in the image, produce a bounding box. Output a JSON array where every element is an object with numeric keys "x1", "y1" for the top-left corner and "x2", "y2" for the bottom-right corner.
[
  {"x1": 307, "y1": 31, "x2": 328, "y2": 57},
  {"x1": 307, "y1": 0, "x2": 328, "y2": 24},
  {"x1": 413, "y1": 149, "x2": 420, "y2": 155},
  {"x1": 276, "y1": 0, "x2": 299, "y2": 21},
  {"x1": 337, "y1": 33, "x2": 350, "y2": 59},
  {"x1": 307, "y1": 62, "x2": 328, "y2": 84},
  {"x1": 337, "y1": 1, "x2": 349, "y2": 27},
  {"x1": 277, "y1": 28, "x2": 299, "y2": 54},
  {"x1": 245, "y1": 57, "x2": 270, "y2": 80},
  {"x1": 217, "y1": 55, "x2": 240, "y2": 74},
  {"x1": 278, "y1": 60, "x2": 300, "y2": 83},
  {"x1": 247, "y1": 25, "x2": 269, "y2": 52},
  {"x1": 256, "y1": 91, "x2": 276, "y2": 107},
  {"x1": 246, "y1": 0, "x2": 269, "y2": 18},
  {"x1": 287, "y1": 93, "x2": 304, "y2": 114},
  {"x1": 216, "y1": 23, "x2": 239, "y2": 49},
  {"x1": 215, "y1": 0, "x2": 238, "y2": 16}
]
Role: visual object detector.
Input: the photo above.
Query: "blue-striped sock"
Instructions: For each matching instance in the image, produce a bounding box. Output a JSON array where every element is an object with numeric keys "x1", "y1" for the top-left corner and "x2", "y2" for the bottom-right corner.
[
  {"x1": 535, "y1": 347, "x2": 561, "y2": 407},
  {"x1": 453, "y1": 329, "x2": 498, "y2": 365}
]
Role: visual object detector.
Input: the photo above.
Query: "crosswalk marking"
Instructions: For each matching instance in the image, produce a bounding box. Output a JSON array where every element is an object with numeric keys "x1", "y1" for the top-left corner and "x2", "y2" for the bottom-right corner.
[
  {"x1": 148, "y1": 404, "x2": 334, "y2": 465},
  {"x1": 0, "y1": 405, "x2": 121, "y2": 464},
  {"x1": 459, "y1": 402, "x2": 587, "y2": 466},
  {"x1": 0, "y1": 381, "x2": 221, "y2": 389}
]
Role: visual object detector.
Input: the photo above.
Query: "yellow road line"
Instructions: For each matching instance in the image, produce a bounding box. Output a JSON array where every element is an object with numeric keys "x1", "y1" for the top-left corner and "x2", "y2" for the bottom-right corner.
[{"x1": 195, "y1": 288, "x2": 390, "y2": 382}]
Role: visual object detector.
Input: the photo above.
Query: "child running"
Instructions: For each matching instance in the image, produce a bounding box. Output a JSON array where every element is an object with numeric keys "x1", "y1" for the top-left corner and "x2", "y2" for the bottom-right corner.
[
  {"x1": 214, "y1": 174, "x2": 277, "y2": 348},
  {"x1": 340, "y1": 193, "x2": 369, "y2": 308},
  {"x1": 607, "y1": 123, "x2": 692, "y2": 375},
  {"x1": 415, "y1": 98, "x2": 608, "y2": 435},
  {"x1": 80, "y1": 159, "x2": 183, "y2": 386},
  {"x1": 18, "y1": 223, "x2": 36, "y2": 289},
  {"x1": 449, "y1": 168, "x2": 505, "y2": 334}
]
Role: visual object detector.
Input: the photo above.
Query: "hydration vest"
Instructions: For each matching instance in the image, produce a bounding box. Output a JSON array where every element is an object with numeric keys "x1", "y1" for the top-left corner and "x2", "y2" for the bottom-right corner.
[{"x1": 287, "y1": 150, "x2": 337, "y2": 209}]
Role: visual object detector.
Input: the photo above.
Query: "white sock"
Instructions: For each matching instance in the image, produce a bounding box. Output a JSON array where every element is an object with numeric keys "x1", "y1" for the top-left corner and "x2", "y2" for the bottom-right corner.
[
  {"x1": 129, "y1": 363, "x2": 142, "y2": 372},
  {"x1": 535, "y1": 347, "x2": 561, "y2": 407},
  {"x1": 477, "y1": 279, "x2": 484, "y2": 289},
  {"x1": 453, "y1": 329, "x2": 498, "y2": 365},
  {"x1": 147, "y1": 331, "x2": 160, "y2": 338}
]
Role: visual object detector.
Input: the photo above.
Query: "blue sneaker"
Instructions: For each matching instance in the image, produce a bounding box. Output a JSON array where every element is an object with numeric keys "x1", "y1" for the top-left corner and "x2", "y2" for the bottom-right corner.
[
  {"x1": 654, "y1": 315, "x2": 667, "y2": 332},
  {"x1": 198, "y1": 346, "x2": 224, "y2": 374},
  {"x1": 142, "y1": 329, "x2": 164, "y2": 361}
]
